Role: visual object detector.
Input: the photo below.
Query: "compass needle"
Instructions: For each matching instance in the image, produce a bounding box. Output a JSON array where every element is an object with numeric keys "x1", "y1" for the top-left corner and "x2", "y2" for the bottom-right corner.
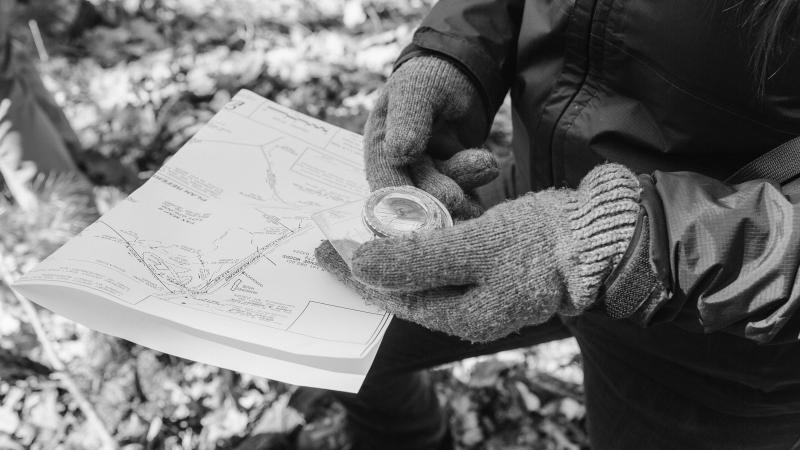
[{"x1": 363, "y1": 186, "x2": 452, "y2": 238}]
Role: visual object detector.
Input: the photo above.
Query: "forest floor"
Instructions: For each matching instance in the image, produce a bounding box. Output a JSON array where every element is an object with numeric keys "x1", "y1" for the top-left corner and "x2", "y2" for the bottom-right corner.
[{"x1": 0, "y1": 1, "x2": 587, "y2": 449}]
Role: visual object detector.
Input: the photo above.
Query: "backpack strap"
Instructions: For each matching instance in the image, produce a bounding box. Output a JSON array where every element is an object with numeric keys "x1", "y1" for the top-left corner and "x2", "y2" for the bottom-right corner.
[{"x1": 726, "y1": 135, "x2": 800, "y2": 185}]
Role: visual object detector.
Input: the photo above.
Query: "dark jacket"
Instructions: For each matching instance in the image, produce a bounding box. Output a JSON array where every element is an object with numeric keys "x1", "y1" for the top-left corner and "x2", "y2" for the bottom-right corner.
[{"x1": 397, "y1": 0, "x2": 800, "y2": 416}]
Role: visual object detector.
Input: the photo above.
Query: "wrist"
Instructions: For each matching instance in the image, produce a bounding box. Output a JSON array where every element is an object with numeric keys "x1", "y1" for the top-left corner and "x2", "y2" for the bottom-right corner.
[{"x1": 559, "y1": 164, "x2": 641, "y2": 314}]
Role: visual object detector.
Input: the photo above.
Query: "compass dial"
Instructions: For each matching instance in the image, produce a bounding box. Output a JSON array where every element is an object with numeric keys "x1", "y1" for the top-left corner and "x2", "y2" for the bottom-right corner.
[{"x1": 363, "y1": 186, "x2": 453, "y2": 238}]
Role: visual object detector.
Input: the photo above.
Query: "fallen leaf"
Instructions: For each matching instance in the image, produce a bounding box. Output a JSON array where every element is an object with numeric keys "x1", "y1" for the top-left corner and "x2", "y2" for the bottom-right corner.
[
  {"x1": 558, "y1": 397, "x2": 585, "y2": 421},
  {"x1": 250, "y1": 392, "x2": 304, "y2": 434},
  {"x1": 0, "y1": 408, "x2": 20, "y2": 434},
  {"x1": 343, "y1": 0, "x2": 366, "y2": 29},
  {"x1": 514, "y1": 381, "x2": 541, "y2": 412},
  {"x1": 468, "y1": 358, "x2": 510, "y2": 388}
]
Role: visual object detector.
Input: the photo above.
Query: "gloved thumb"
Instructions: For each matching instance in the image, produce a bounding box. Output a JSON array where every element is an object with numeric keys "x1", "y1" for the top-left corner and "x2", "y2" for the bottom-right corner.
[{"x1": 436, "y1": 148, "x2": 499, "y2": 191}]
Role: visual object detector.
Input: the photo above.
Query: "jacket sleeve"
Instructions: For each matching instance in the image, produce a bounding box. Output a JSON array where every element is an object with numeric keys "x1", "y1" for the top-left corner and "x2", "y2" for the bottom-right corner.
[
  {"x1": 395, "y1": 0, "x2": 525, "y2": 120},
  {"x1": 603, "y1": 170, "x2": 800, "y2": 344}
]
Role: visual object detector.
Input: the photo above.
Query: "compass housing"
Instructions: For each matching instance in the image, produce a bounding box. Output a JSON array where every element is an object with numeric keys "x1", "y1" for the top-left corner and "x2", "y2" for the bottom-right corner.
[{"x1": 362, "y1": 186, "x2": 453, "y2": 238}]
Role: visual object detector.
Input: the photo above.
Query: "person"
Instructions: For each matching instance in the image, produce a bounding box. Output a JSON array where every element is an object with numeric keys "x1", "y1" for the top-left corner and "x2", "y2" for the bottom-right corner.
[
  {"x1": 314, "y1": 1, "x2": 800, "y2": 449},
  {"x1": 0, "y1": 0, "x2": 141, "y2": 190},
  {"x1": 0, "y1": 0, "x2": 83, "y2": 175}
]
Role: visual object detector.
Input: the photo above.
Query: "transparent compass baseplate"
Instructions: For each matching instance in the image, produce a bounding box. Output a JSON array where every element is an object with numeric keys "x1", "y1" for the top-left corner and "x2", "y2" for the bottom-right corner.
[{"x1": 312, "y1": 186, "x2": 453, "y2": 268}]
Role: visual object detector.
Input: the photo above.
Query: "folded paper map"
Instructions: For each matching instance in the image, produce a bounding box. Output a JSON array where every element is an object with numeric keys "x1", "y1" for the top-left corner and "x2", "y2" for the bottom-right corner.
[{"x1": 13, "y1": 90, "x2": 391, "y2": 393}]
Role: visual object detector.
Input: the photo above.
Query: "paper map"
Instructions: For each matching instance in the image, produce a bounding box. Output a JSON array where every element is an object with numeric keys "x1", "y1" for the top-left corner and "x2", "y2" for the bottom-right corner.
[{"x1": 13, "y1": 90, "x2": 391, "y2": 392}]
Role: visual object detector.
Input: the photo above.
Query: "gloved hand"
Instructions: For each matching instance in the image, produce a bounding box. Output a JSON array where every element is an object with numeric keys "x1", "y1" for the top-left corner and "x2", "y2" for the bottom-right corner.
[
  {"x1": 315, "y1": 164, "x2": 641, "y2": 342},
  {"x1": 365, "y1": 55, "x2": 498, "y2": 219}
]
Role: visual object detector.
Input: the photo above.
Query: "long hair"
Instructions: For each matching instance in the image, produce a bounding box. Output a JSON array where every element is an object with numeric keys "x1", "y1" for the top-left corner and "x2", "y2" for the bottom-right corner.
[{"x1": 743, "y1": 0, "x2": 800, "y2": 95}]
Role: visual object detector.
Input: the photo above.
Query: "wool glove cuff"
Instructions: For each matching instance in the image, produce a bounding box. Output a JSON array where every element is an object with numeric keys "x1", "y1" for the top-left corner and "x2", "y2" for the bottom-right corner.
[{"x1": 556, "y1": 163, "x2": 641, "y2": 315}]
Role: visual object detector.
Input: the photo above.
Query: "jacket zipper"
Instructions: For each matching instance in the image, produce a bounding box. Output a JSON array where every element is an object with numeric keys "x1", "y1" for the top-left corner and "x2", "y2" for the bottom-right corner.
[{"x1": 547, "y1": 0, "x2": 605, "y2": 187}]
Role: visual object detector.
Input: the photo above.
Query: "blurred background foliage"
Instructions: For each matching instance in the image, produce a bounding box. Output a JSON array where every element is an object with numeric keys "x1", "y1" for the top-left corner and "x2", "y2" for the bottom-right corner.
[{"x1": 0, "y1": 1, "x2": 585, "y2": 449}]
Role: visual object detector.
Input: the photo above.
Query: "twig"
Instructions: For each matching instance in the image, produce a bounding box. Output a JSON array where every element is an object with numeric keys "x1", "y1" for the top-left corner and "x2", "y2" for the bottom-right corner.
[
  {"x1": 0, "y1": 264, "x2": 118, "y2": 449},
  {"x1": 528, "y1": 373, "x2": 584, "y2": 402},
  {"x1": 27, "y1": 20, "x2": 49, "y2": 62},
  {"x1": 540, "y1": 418, "x2": 580, "y2": 450},
  {"x1": 366, "y1": 6, "x2": 382, "y2": 31}
]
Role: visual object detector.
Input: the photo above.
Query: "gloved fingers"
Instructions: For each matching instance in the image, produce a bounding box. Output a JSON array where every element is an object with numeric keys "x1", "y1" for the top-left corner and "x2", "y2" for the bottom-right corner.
[
  {"x1": 410, "y1": 156, "x2": 484, "y2": 219},
  {"x1": 450, "y1": 285, "x2": 503, "y2": 342},
  {"x1": 426, "y1": 125, "x2": 465, "y2": 160},
  {"x1": 314, "y1": 240, "x2": 354, "y2": 282},
  {"x1": 381, "y1": 87, "x2": 435, "y2": 169},
  {"x1": 436, "y1": 149, "x2": 499, "y2": 191},
  {"x1": 367, "y1": 286, "x2": 471, "y2": 335},
  {"x1": 315, "y1": 239, "x2": 391, "y2": 307},
  {"x1": 366, "y1": 284, "x2": 524, "y2": 343},
  {"x1": 350, "y1": 223, "x2": 487, "y2": 291},
  {"x1": 452, "y1": 197, "x2": 485, "y2": 221},
  {"x1": 363, "y1": 93, "x2": 413, "y2": 190},
  {"x1": 317, "y1": 239, "x2": 502, "y2": 342},
  {"x1": 444, "y1": 284, "x2": 535, "y2": 343},
  {"x1": 316, "y1": 239, "x2": 468, "y2": 335},
  {"x1": 396, "y1": 284, "x2": 558, "y2": 344}
]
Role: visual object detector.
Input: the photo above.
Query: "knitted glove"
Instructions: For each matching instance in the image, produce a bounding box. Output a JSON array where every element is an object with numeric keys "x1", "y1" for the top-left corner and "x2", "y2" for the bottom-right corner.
[
  {"x1": 315, "y1": 164, "x2": 640, "y2": 342},
  {"x1": 366, "y1": 55, "x2": 498, "y2": 219}
]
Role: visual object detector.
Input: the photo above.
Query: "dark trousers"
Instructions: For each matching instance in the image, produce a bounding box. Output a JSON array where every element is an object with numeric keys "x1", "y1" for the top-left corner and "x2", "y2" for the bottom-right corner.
[
  {"x1": 334, "y1": 318, "x2": 572, "y2": 449},
  {"x1": 334, "y1": 316, "x2": 800, "y2": 450}
]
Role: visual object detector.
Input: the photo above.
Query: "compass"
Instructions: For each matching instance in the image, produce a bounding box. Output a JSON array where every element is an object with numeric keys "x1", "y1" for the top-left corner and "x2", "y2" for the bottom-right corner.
[{"x1": 362, "y1": 186, "x2": 453, "y2": 238}]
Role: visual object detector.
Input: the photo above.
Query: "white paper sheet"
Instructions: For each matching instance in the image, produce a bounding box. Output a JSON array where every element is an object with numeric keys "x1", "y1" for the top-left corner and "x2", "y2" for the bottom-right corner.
[{"x1": 13, "y1": 90, "x2": 391, "y2": 392}]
